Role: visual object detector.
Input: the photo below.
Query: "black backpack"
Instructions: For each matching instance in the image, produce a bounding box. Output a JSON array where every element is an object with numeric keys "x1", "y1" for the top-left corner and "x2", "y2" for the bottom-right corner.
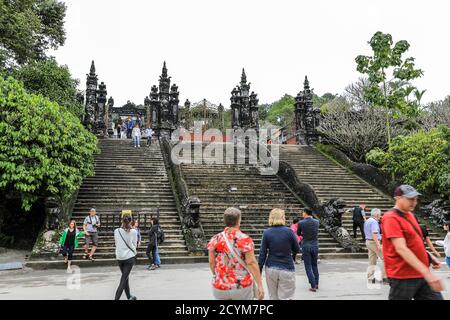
[{"x1": 156, "y1": 226, "x2": 165, "y2": 245}]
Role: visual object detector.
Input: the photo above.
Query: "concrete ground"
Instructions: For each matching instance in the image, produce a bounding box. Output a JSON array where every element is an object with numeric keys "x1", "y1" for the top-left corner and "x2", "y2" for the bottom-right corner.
[{"x1": 0, "y1": 259, "x2": 449, "y2": 300}]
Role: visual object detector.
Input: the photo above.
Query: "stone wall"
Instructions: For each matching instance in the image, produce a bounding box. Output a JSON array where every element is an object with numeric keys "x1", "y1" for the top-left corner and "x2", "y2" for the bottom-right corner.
[{"x1": 160, "y1": 138, "x2": 207, "y2": 255}]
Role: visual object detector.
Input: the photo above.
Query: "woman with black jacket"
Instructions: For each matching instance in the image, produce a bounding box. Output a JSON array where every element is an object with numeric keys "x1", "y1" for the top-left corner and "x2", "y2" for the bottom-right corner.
[{"x1": 146, "y1": 217, "x2": 164, "y2": 270}]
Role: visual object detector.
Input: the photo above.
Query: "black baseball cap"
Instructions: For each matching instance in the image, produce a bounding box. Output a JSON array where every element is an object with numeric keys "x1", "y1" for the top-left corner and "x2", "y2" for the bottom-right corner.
[{"x1": 394, "y1": 185, "x2": 422, "y2": 198}]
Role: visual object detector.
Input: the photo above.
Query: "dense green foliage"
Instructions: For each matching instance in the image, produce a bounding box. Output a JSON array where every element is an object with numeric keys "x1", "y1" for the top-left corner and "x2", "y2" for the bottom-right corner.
[
  {"x1": 12, "y1": 58, "x2": 84, "y2": 118},
  {"x1": 265, "y1": 94, "x2": 295, "y2": 129},
  {"x1": 356, "y1": 31, "x2": 424, "y2": 145},
  {"x1": 0, "y1": 0, "x2": 66, "y2": 68},
  {"x1": 367, "y1": 126, "x2": 450, "y2": 199},
  {"x1": 0, "y1": 76, "x2": 98, "y2": 210}
]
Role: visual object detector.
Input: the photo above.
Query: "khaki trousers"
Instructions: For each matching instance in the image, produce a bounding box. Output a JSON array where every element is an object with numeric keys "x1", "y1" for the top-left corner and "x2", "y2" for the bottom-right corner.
[
  {"x1": 366, "y1": 240, "x2": 386, "y2": 280},
  {"x1": 265, "y1": 267, "x2": 296, "y2": 300}
]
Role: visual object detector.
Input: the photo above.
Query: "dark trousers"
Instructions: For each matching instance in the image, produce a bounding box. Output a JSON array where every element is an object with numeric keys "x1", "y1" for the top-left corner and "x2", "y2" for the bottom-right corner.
[
  {"x1": 302, "y1": 245, "x2": 319, "y2": 288},
  {"x1": 353, "y1": 221, "x2": 365, "y2": 240},
  {"x1": 117, "y1": 127, "x2": 121, "y2": 138},
  {"x1": 388, "y1": 278, "x2": 444, "y2": 300},
  {"x1": 127, "y1": 128, "x2": 132, "y2": 139},
  {"x1": 115, "y1": 257, "x2": 136, "y2": 300},
  {"x1": 62, "y1": 245, "x2": 75, "y2": 261},
  {"x1": 146, "y1": 244, "x2": 157, "y2": 265},
  {"x1": 147, "y1": 137, "x2": 152, "y2": 146}
]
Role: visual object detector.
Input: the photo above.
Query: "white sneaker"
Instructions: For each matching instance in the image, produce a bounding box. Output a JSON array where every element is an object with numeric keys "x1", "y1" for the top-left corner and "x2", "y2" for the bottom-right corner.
[
  {"x1": 66, "y1": 267, "x2": 72, "y2": 273},
  {"x1": 138, "y1": 145, "x2": 141, "y2": 148}
]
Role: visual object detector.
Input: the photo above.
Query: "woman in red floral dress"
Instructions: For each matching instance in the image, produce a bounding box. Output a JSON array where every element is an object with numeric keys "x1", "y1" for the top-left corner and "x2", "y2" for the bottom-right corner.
[{"x1": 208, "y1": 207, "x2": 264, "y2": 300}]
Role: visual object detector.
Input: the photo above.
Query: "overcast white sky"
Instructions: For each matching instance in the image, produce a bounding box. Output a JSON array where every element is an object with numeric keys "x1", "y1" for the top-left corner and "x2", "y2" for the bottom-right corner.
[{"x1": 52, "y1": 0, "x2": 450, "y2": 108}]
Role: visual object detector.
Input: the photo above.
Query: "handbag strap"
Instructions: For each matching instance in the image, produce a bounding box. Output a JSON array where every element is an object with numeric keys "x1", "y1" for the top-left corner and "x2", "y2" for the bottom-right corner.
[
  {"x1": 118, "y1": 228, "x2": 136, "y2": 256},
  {"x1": 391, "y1": 208, "x2": 423, "y2": 239},
  {"x1": 221, "y1": 231, "x2": 252, "y2": 275}
]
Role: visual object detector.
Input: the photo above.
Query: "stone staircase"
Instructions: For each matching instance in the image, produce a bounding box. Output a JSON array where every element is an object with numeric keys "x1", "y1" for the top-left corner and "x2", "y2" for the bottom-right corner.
[
  {"x1": 180, "y1": 142, "x2": 364, "y2": 259},
  {"x1": 27, "y1": 139, "x2": 206, "y2": 269},
  {"x1": 279, "y1": 144, "x2": 445, "y2": 256}
]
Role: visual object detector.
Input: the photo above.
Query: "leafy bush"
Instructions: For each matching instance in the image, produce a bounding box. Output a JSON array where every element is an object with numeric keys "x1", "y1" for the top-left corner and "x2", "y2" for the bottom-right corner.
[
  {"x1": 0, "y1": 76, "x2": 98, "y2": 210},
  {"x1": 366, "y1": 126, "x2": 450, "y2": 199}
]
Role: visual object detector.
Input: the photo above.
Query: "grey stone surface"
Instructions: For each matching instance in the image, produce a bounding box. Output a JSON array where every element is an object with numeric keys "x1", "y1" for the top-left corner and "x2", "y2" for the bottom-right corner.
[{"x1": 0, "y1": 259, "x2": 448, "y2": 300}]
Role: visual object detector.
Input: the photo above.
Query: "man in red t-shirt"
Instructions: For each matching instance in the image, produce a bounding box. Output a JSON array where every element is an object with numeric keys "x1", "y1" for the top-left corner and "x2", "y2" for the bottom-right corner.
[{"x1": 381, "y1": 185, "x2": 444, "y2": 300}]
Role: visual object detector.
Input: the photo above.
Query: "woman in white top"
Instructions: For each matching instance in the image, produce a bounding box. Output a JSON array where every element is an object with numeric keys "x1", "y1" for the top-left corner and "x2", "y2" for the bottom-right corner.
[
  {"x1": 114, "y1": 216, "x2": 138, "y2": 300},
  {"x1": 132, "y1": 124, "x2": 141, "y2": 148}
]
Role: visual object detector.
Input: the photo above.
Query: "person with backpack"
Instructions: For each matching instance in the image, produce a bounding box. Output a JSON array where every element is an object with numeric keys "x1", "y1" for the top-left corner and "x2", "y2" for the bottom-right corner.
[
  {"x1": 382, "y1": 185, "x2": 444, "y2": 300},
  {"x1": 114, "y1": 216, "x2": 138, "y2": 300},
  {"x1": 126, "y1": 116, "x2": 134, "y2": 139},
  {"x1": 83, "y1": 208, "x2": 101, "y2": 261},
  {"x1": 352, "y1": 203, "x2": 367, "y2": 241},
  {"x1": 146, "y1": 217, "x2": 164, "y2": 270}
]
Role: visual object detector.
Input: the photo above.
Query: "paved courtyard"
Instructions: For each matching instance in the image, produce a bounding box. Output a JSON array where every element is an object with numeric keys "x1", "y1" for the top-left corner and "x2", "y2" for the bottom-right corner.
[{"x1": 0, "y1": 259, "x2": 449, "y2": 300}]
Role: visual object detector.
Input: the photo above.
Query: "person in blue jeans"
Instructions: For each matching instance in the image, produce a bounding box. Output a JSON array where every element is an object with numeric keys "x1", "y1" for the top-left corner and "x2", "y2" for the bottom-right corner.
[{"x1": 297, "y1": 207, "x2": 320, "y2": 292}]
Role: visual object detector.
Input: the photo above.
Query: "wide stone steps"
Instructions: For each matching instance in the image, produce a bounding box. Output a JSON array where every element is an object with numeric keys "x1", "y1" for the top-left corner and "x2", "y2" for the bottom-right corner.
[
  {"x1": 28, "y1": 139, "x2": 192, "y2": 269},
  {"x1": 179, "y1": 142, "x2": 351, "y2": 260}
]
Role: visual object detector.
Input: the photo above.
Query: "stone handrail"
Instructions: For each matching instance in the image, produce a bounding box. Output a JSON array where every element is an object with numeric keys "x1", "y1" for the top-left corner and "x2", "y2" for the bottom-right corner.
[{"x1": 160, "y1": 138, "x2": 207, "y2": 255}]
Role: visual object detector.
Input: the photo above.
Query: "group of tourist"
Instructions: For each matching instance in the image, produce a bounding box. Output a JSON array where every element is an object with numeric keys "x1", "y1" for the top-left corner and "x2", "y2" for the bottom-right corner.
[
  {"x1": 58, "y1": 208, "x2": 165, "y2": 280},
  {"x1": 115, "y1": 116, "x2": 154, "y2": 148},
  {"x1": 354, "y1": 185, "x2": 450, "y2": 300},
  {"x1": 58, "y1": 184, "x2": 450, "y2": 301},
  {"x1": 207, "y1": 184, "x2": 450, "y2": 301},
  {"x1": 207, "y1": 206, "x2": 320, "y2": 301}
]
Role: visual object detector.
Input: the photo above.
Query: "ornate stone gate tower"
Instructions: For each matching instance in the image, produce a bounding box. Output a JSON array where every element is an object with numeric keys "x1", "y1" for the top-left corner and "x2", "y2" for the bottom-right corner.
[
  {"x1": 84, "y1": 61, "x2": 114, "y2": 136},
  {"x1": 294, "y1": 76, "x2": 321, "y2": 145},
  {"x1": 146, "y1": 62, "x2": 180, "y2": 139},
  {"x1": 230, "y1": 69, "x2": 259, "y2": 133},
  {"x1": 84, "y1": 61, "x2": 98, "y2": 128}
]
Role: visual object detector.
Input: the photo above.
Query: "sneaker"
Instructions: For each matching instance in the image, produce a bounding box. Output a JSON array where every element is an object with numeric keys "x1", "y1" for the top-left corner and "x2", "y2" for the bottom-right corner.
[
  {"x1": 134, "y1": 146, "x2": 137, "y2": 148},
  {"x1": 156, "y1": 265, "x2": 161, "y2": 268},
  {"x1": 66, "y1": 267, "x2": 72, "y2": 274},
  {"x1": 128, "y1": 295, "x2": 137, "y2": 300},
  {"x1": 382, "y1": 278, "x2": 389, "y2": 285},
  {"x1": 149, "y1": 264, "x2": 157, "y2": 270},
  {"x1": 309, "y1": 288, "x2": 317, "y2": 292},
  {"x1": 89, "y1": 255, "x2": 95, "y2": 261},
  {"x1": 146, "y1": 265, "x2": 152, "y2": 270},
  {"x1": 83, "y1": 254, "x2": 88, "y2": 260},
  {"x1": 138, "y1": 145, "x2": 141, "y2": 148}
]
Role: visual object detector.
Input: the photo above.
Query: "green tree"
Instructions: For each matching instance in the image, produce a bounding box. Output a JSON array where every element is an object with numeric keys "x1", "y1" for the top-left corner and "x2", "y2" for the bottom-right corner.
[
  {"x1": 265, "y1": 94, "x2": 295, "y2": 129},
  {"x1": 0, "y1": 76, "x2": 98, "y2": 210},
  {"x1": 367, "y1": 126, "x2": 450, "y2": 199},
  {"x1": 0, "y1": 0, "x2": 66, "y2": 69},
  {"x1": 356, "y1": 31, "x2": 424, "y2": 147},
  {"x1": 313, "y1": 93, "x2": 337, "y2": 109},
  {"x1": 12, "y1": 58, "x2": 84, "y2": 118}
]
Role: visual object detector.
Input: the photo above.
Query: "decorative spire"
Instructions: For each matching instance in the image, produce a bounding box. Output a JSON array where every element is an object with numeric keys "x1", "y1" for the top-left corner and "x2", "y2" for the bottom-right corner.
[
  {"x1": 90, "y1": 60, "x2": 96, "y2": 74},
  {"x1": 304, "y1": 76, "x2": 310, "y2": 90},
  {"x1": 162, "y1": 61, "x2": 168, "y2": 78},
  {"x1": 241, "y1": 68, "x2": 247, "y2": 85}
]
